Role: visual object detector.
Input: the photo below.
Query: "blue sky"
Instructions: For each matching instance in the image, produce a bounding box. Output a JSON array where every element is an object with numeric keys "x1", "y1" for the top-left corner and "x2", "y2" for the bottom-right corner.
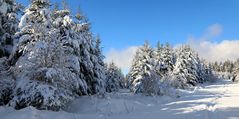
[
  {"x1": 17, "y1": 0, "x2": 239, "y2": 73},
  {"x1": 17, "y1": 0, "x2": 239, "y2": 49}
]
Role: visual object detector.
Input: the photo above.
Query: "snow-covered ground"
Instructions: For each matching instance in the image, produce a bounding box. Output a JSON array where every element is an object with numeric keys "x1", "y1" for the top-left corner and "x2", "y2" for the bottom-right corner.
[{"x1": 0, "y1": 80, "x2": 239, "y2": 119}]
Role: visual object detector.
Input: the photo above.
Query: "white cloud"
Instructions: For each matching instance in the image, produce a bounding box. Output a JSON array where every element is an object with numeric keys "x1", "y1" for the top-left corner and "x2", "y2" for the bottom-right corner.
[
  {"x1": 188, "y1": 24, "x2": 223, "y2": 43},
  {"x1": 192, "y1": 40, "x2": 239, "y2": 62},
  {"x1": 105, "y1": 46, "x2": 139, "y2": 72},
  {"x1": 206, "y1": 24, "x2": 223, "y2": 37},
  {"x1": 188, "y1": 24, "x2": 239, "y2": 62}
]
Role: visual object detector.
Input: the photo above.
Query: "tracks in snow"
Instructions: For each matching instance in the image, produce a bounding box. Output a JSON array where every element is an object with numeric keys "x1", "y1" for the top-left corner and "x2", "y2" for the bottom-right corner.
[{"x1": 204, "y1": 83, "x2": 228, "y2": 119}]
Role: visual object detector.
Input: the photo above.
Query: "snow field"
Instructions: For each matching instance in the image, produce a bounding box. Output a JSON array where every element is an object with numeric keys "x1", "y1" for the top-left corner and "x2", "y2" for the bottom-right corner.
[{"x1": 1, "y1": 80, "x2": 239, "y2": 119}]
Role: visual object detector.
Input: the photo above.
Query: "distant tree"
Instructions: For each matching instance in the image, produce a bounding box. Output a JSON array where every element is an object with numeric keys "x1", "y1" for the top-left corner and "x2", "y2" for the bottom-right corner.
[
  {"x1": 105, "y1": 62, "x2": 124, "y2": 92},
  {"x1": 232, "y1": 58, "x2": 239, "y2": 82}
]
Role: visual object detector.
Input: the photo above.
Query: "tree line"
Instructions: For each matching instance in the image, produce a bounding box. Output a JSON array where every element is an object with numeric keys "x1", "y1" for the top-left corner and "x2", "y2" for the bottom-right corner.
[{"x1": 126, "y1": 41, "x2": 238, "y2": 95}]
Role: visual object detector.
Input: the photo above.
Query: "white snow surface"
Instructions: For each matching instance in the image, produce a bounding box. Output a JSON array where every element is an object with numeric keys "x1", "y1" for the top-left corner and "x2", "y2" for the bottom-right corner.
[{"x1": 1, "y1": 80, "x2": 239, "y2": 119}]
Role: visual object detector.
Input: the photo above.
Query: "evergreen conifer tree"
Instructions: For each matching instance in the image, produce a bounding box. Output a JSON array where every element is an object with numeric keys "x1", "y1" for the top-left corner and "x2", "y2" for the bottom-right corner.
[
  {"x1": 128, "y1": 41, "x2": 160, "y2": 95},
  {"x1": 173, "y1": 45, "x2": 199, "y2": 88},
  {"x1": 105, "y1": 62, "x2": 124, "y2": 92}
]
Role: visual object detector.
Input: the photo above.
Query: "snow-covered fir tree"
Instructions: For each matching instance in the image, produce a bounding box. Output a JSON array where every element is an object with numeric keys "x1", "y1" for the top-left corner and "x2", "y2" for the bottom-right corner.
[
  {"x1": 127, "y1": 41, "x2": 160, "y2": 95},
  {"x1": 0, "y1": 0, "x2": 21, "y2": 57},
  {"x1": 91, "y1": 37, "x2": 106, "y2": 94},
  {"x1": 74, "y1": 13, "x2": 106, "y2": 94},
  {"x1": 194, "y1": 54, "x2": 207, "y2": 83},
  {"x1": 155, "y1": 41, "x2": 163, "y2": 76},
  {"x1": 0, "y1": 0, "x2": 21, "y2": 106},
  {"x1": 51, "y1": 8, "x2": 90, "y2": 95},
  {"x1": 9, "y1": 0, "x2": 70, "y2": 110},
  {"x1": 172, "y1": 45, "x2": 199, "y2": 88},
  {"x1": 8, "y1": 0, "x2": 101, "y2": 110},
  {"x1": 105, "y1": 62, "x2": 124, "y2": 92},
  {"x1": 155, "y1": 42, "x2": 175, "y2": 77}
]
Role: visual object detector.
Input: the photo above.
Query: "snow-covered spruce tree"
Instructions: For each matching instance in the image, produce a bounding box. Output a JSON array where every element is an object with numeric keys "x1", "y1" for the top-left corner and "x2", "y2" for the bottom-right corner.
[
  {"x1": 155, "y1": 42, "x2": 174, "y2": 77},
  {"x1": 194, "y1": 54, "x2": 207, "y2": 83},
  {"x1": 127, "y1": 41, "x2": 160, "y2": 95},
  {"x1": 8, "y1": 0, "x2": 88, "y2": 110},
  {"x1": 52, "y1": 9, "x2": 91, "y2": 95},
  {"x1": 0, "y1": 0, "x2": 21, "y2": 105},
  {"x1": 105, "y1": 62, "x2": 124, "y2": 92},
  {"x1": 0, "y1": 0, "x2": 21, "y2": 57},
  {"x1": 126, "y1": 50, "x2": 141, "y2": 88},
  {"x1": 91, "y1": 37, "x2": 106, "y2": 94},
  {"x1": 155, "y1": 41, "x2": 163, "y2": 77},
  {"x1": 73, "y1": 11, "x2": 106, "y2": 95},
  {"x1": 172, "y1": 45, "x2": 199, "y2": 88}
]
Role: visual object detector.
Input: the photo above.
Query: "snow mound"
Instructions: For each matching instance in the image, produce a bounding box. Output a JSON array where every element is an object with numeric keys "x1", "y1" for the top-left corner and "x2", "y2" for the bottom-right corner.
[{"x1": 65, "y1": 91, "x2": 172, "y2": 115}]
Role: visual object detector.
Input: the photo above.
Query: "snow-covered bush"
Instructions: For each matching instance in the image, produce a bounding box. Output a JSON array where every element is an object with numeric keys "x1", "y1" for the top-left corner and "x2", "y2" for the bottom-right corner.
[
  {"x1": 9, "y1": 78, "x2": 74, "y2": 111},
  {"x1": 139, "y1": 71, "x2": 160, "y2": 96},
  {"x1": 131, "y1": 71, "x2": 160, "y2": 95}
]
